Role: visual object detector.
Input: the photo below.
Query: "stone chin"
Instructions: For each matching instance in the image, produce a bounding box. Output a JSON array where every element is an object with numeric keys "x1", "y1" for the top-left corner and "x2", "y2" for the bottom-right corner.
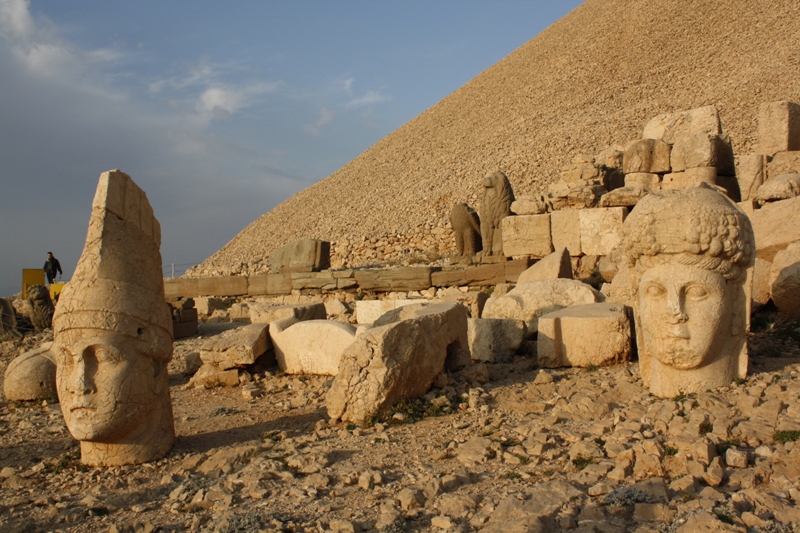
[{"x1": 651, "y1": 344, "x2": 707, "y2": 370}]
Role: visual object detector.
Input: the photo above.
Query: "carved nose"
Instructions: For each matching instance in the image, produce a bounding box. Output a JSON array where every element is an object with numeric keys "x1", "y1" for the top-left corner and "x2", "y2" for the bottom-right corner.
[{"x1": 666, "y1": 297, "x2": 688, "y2": 324}]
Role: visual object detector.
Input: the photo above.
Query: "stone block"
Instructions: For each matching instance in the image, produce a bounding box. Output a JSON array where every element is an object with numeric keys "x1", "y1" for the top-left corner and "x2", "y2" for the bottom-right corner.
[
  {"x1": 432, "y1": 263, "x2": 504, "y2": 287},
  {"x1": 271, "y1": 319, "x2": 357, "y2": 375},
  {"x1": 189, "y1": 364, "x2": 240, "y2": 388},
  {"x1": 750, "y1": 196, "x2": 800, "y2": 261},
  {"x1": 467, "y1": 318, "x2": 526, "y2": 363},
  {"x1": 537, "y1": 303, "x2": 632, "y2": 368},
  {"x1": 483, "y1": 278, "x2": 601, "y2": 334},
  {"x1": 326, "y1": 302, "x2": 469, "y2": 423},
  {"x1": 354, "y1": 267, "x2": 433, "y2": 292},
  {"x1": 623, "y1": 139, "x2": 671, "y2": 174},
  {"x1": 337, "y1": 278, "x2": 359, "y2": 290},
  {"x1": 600, "y1": 186, "x2": 649, "y2": 208},
  {"x1": 501, "y1": 214, "x2": 552, "y2": 258},
  {"x1": 250, "y1": 302, "x2": 326, "y2": 324},
  {"x1": 757, "y1": 174, "x2": 800, "y2": 203},
  {"x1": 735, "y1": 155, "x2": 768, "y2": 202},
  {"x1": 270, "y1": 238, "x2": 330, "y2": 273},
  {"x1": 195, "y1": 297, "x2": 232, "y2": 317},
  {"x1": 752, "y1": 258, "x2": 772, "y2": 309},
  {"x1": 579, "y1": 207, "x2": 627, "y2": 256},
  {"x1": 196, "y1": 276, "x2": 248, "y2": 297},
  {"x1": 670, "y1": 133, "x2": 734, "y2": 175},
  {"x1": 164, "y1": 278, "x2": 198, "y2": 299},
  {"x1": 355, "y1": 299, "x2": 425, "y2": 325},
  {"x1": 504, "y1": 258, "x2": 534, "y2": 283},
  {"x1": 625, "y1": 172, "x2": 661, "y2": 190},
  {"x1": 550, "y1": 209, "x2": 582, "y2": 256},
  {"x1": 770, "y1": 242, "x2": 800, "y2": 320},
  {"x1": 642, "y1": 106, "x2": 721, "y2": 144},
  {"x1": 438, "y1": 289, "x2": 488, "y2": 318},
  {"x1": 173, "y1": 320, "x2": 198, "y2": 339},
  {"x1": 3, "y1": 343, "x2": 57, "y2": 401},
  {"x1": 290, "y1": 271, "x2": 337, "y2": 291},
  {"x1": 247, "y1": 273, "x2": 293, "y2": 296},
  {"x1": 511, "y1": 195, "x2": 546, "y2": 215},
  {"x1": 546, "y1": 183, "x2": 606, "y2": 210},
  {"x1": 757, "y1": 100, "x2": 800, "y2": 156},
  {"x1": 200, "y1": 324, "x2": 271, "y2": 370},
  {"x1": 767, "y1": 151, "x2": 800, "y2": 178},
  {"x1": 517, "y1": 248, "x2": 572, "y2": 284},
  {"x1": 662, "y1": 167, "x2": 717, "y2": 189}
]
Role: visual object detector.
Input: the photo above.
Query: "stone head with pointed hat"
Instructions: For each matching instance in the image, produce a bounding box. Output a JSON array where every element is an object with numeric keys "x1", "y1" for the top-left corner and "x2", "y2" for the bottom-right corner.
[{"x1": 53, "y1": 170, "x2": 175, "y2": 466}]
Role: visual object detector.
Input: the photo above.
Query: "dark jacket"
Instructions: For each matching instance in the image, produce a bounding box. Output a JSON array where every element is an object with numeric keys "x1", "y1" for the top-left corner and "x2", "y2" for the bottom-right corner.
[{"x1": 44, "y1": 257, "x2": 62, "y2": 276}]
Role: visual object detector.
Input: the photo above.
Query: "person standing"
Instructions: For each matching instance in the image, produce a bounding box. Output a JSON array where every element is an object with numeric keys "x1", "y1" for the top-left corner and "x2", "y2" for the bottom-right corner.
[{"x1": 43, "y1": 252, "x2": 62, "y2": 284}]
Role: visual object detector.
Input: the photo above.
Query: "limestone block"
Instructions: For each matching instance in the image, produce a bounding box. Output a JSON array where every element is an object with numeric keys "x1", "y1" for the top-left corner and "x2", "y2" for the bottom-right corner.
[
  {"x1": 354, "y1": 267, "x2": 433, "y2": 292},
  {"x1": 501, "y1": 214, "x2": 552, "y2": 258},
  {"x1": 537, "y1": 303, "x2": 632, "y2": 368},
  {"x1": 270, "y1": 238, "x2": 331, "y2": 273},
  {"x1": 600, "y1": 186, "x2": 649, "y2": 208},
  {"x1": 467, "y1": 318, "x2": 526, "y2": 363},
  {"x1": 290, "y1": 271, "x2": 337, "y2": 291},
  {"x1": 770, "y1": 242, "x2": 800, "y2": 320},
  {"x1": 271, "y1": 320, "x2": 357, "y2": 375},
  {"x1": 623, "y1": 139, "x2": 671, "y2": 174},
  {"x1": 249, "y1": 302, "x2": 326, "y2": 324},
  {"x1": 517, "y1": 248, "x2": 572, "y2": 284},
  {"x1": 670, "y1": 133, "x2": 734, "y2": 175},
  {"x1": 767, "y1": 151, "x2": 800, "y2": 178},
  {"x1": 355, "y1": 299, "x2": 425, "y2": 325},
  {"x1": 642, "y1": 106, "x2": 721, "y2": 144},
  {"x1": 482, "y1": 278, "x2": 601, "y2": 334},
  {"x1": 550, "y1": 210, "x2": 582, "y2": 256},
  {"x1": 197, "y1": 276, "x2": 248, "y2": 297},
  {"x1": 547, "y1": 183, "x2": 606, "y2": 210},
  {"x1": 662, "y1": 167, "x2": 717, "y2": 189},
  {"x1": 195, "y1": 297, "x2": 231, "y2": 317},
  {"x1": 579, "y1": 207, "x2": 627, "y2": 256},
  {"x1": 625, "y1": 172, "x2": 661, "y2": 190},
  {"x1": 432, "y1": 263, "x2": 505, "y2": 287},
  {"x1": 164, "y1": 278, "x2": 198, "y2": 299},
  {"x1": 595, "y1": 146, "x2": 624, "y2": 170},
  {"x1": 511, "y1": 195, "x2": 547, "y2": 215},
  {"x1": 735, "y1": 155, "x2": 767, "y2": 202},
  {"x1": 757, "y1": 100, "x2": 800, "y2": 156},
  {"x1": 199, "y1": 324, "x2": 271, "y2": 370},
  {"x1": 438, "y1": 289, "x2": 488, "y2": 318},
  {"x1": 750, "y1": 196, "x2": 800, "y2": 261},
  {"x1": 326, "y1": 302, "x2": 469, "y2": 423},
  {"x1": 3, "y1": 343, "x2": 57, "y2": 401},
  {"x1": 247, "y1": 273, "x2": 293, "y2": 296},
  {"x1": 504, "y1": 258, "x2": 535, "y2": 283},
  {"x1": 757, "y1": 174, "x2": 800, "y2": 203},
  {"x1": 752, "y1": 258, "x2": 772, "y2": 309},
  {"x1": 324, "y1": 299, "x2": 350, "y2": 318},
  {"x1": 189, "y1": 364, "x2": 240, "y2": 388}
]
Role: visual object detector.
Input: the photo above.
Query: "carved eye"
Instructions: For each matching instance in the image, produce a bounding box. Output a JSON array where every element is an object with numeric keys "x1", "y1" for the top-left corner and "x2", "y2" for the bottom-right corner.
[
  {"x1": 644, "y1": 284, "x2": 666, "y2": 298},
  {"x1": 686, "y1": 285, "x2": 709, "y2": 299},
  {"x1": 94, "y1": 347, "x2": 123, "y2": 365}
]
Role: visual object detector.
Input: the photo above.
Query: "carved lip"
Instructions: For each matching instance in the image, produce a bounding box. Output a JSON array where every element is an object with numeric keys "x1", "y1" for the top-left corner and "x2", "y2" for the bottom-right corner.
[{"x1": 70, "y1": 404, "x2": 97, "y2": 411}]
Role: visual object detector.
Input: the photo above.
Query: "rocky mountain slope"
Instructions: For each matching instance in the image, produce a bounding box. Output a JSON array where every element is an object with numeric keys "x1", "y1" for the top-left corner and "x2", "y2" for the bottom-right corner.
[{"x1": 193, "y1": 0, "x2": 800, "y2": 276}]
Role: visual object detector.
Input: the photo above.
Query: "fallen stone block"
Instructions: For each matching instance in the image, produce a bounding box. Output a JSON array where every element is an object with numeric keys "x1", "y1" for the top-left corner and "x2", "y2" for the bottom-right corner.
[
  {"x1": 501, "y1": 214, "x2": 553, "y2": 258},
  {"x1": 3, "y1": 343, "x2": 57, "y2": 401},
  {"x1": 770, "y1": 242, "x2": 800, "y2": 320},
  {"x1": 467, "y1": 318, "x2": 526, "y2": 363},
  {"x1": 642, "y1": 106, "x2": 721, "y2": 144},
  {"x1": 199, "y1": 324, "x2": 271, "y2": 370},
  {"x1": 670, "y1": 133, "x2": 734, "y2": 175},
  {"x1": 767, "y1": 151, "x2": 800, "y2": 178},
  {"x1": 249, "y1": 302, "x2": 326, "y2": 324},
  {"x1": 750, "y1": 196, "x2": 800, "y2": 261},
  {"x1": 662, "y1": 167, "x2": 718, "y2": 189},
  {"x1": 599, "y1": 186, "x2": 649, "y2": 208},
  {"x1": 482, "y1": 278, "x2": 602, "y2": 334},
  {"x1": 757, "y1": 100, "x2": 800, "y2": 156},
  {"x1": 735, "y1": 154, "x2": 767, "y2": 202},
  {"x1": 355, "y1": 299, "x2": 426, "y2": 325},
  {"x1": 270, "y1": 319, "x2": 357, "y2": 375},
  {"x1": 189, "y1": 364, "x2": 240, "y2": 388},
  {"x1": 438, "y1": 289, "x2": 488, "y2": 318},
  {"x1": 757, "y1": 173, "x2": 800, "y2": 203},
  {"x1": 354, "y1": 267, "x2": 433, "y2": 292},
  {"x1": 537, "y1": 303, "x2": 632, "y2": 368},
  {"x1": 623, "y1": 138, "x2": 671, "y2": 174},
  {"x1": 579, "y1": 207, "x2": 627, "y2": 256},
  {"x1": 516, "y1": 248, "x2": 572, "y2": 284},
  {"x1": 550, "y1": 210, "x2": 582, "y2": 256},
  {"x1": 326, "y1": 302, "x2": 469, "y2": 424},
  {"x1": 270, "y1": 238, "x2": 330, "y2": 273}
]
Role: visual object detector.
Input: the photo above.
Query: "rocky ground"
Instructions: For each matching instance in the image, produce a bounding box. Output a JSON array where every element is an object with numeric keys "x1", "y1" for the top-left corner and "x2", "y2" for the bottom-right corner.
[{"x1": 1, "y1": 312, "x2": 800, "y2": 533}]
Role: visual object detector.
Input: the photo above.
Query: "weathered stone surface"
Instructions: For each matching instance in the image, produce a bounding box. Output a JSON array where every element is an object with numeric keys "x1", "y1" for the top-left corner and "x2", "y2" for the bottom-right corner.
[
  {"x1": 757, "y1": 173, "x2": 800, "y2": 203},
  {"x1": 671, "y1": 133, "x2": 734, "y2": 175},
  {"x1": 480, "y1": 170, "x2": 515, "y2": 256},
  {"x1": 195, "y1": 297, "x2": 231, "y2": 317},
  {"x1": 750, "y1": 196, "x2": 800, "y2": 261},
  {"x1": 546, "y1": 182, "x2": 606, "y2": 210},
  {"x1": 504, "y1": 258, "x2": 534, "y2": 283},
  {"x1": 270, "y1": 238, "x2": 330, "y2": 273},
  {"x1": 0, "y1": 298, "x2": 20, "y2": 341},
  {"x1": 355, "y1": 299, "x2": 426, "y2": 325},
  {"x1": 599, "y1": 186, "x2": 649, "y2": 208},
  {"x1": 270, "y1": 319, "x2": 356, "y2": 375},
  {"x1": 769, "y1": 241, "x2": 800, "y2": 320},
  {"x1": 511, "y1": 195, "x2": 546, "y2": 215},
  {"x1": 189, "y1": 364, "x2": 240, "y2": 388},
  {"x1": 291, "y1": 271, "x2": 337, "y2": 291},
  {"x1": 197, "y1": 276, "x2": 248, "y2": 297},
  {"x1": 622, "y1": 184, "x2": 754, "y2": 397},
  {"x1": 735, "y1": 154, "x2": 767, "y2": 202},
  {"x1": 483, "y1": 278, "x2": 601, "y2": 334},
  {"x1": 767, "y1": 150, "x2": 800, "y2": 178},
  {"x1": 623, "y1": 138, "x2": 671, "y2": 174},
  {"x1": 517, "y1": 248, "x2": 572, "y2": 284},
  {"x1": 467, "y1": 318, "x2": 526, "y2": 363},
  {"x1": 3, "y1": 343, "x2": 57, "y2": 401},
  {"x1": 25, "y1": 285, "x2": 54, "y2": 331},
  {"x1": 164, "y1": 277, "x2": 199, "y2": 299},
  {"x1": 662, "y1": 167, "x2": 718, "y2": 189},
  {"x1": 438, "y1": 289, "x2": 488, "y2": 318},
  {"x1": 432, "y1": 263, "x2": 505, "y2": 287},
  {"x1": 643, "y1": 106, "x2": 721, "y2": 144},
  {"x1": 752, "y1": 258, "x2": 772, "y2": 309},
  {"x1": 757, "y1": 100, "x2": 800, "y2": 156},
  {"x1": 200, "y1": 324, "x2": 270, "y2": 370},
  {"x1": 501, "y1": 214, "x2": 552, "y2": 258},
  {"x1": 625, "y1": 172, "x2": 661, "y2": 190},
  {"x1": 249, "y1": 302, "x2": 326, "y2": 324},
  {"x1": 549, "y1": 209, "x2": 581, "y2": 257},
  {"x1": 247, "y1": 273, "x2": 293, "y2": 296},
  {"x1": 52, "y1": 169, "x2": 174, "y2": 466},
  {"x1": 326, "y1": 302, "x2": 469, "y2": 423},
  {"x1": 579, "y1": 207, "x2": 627, "y2": 256},
  {"x1": 449, "y1": 203, "x2": 482, "y2": 259},
  {"x1": 537, "y1": 303, "x2": 632, "y2": 368},
  {"x1": 354, "y1": 267, "x2": 433, "y2": 291}
]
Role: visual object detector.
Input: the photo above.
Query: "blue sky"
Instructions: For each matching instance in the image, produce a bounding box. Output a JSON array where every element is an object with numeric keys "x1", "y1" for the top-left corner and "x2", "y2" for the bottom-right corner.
[{"x1": 0, "y1": 0, "x2": 582, "y2": 297}]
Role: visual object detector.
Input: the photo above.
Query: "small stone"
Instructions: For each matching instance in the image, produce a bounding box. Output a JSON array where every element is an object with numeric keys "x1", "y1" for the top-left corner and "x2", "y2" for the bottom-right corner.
[
  {"x1": 725, "y1": 448, "x2": 748, "y2": 468},
  {"x1": 431, "y1": 516, "x2": 454, "y2": 530}
]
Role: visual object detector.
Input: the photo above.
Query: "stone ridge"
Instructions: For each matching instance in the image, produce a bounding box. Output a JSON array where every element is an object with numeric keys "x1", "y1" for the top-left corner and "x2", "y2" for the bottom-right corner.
[{"x1": 192, "y1": 0, "x2": 800, "y2": 277}]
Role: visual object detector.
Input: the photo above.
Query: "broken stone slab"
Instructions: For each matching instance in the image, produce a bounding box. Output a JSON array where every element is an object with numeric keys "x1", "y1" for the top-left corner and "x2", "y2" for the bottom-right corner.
[
  {"x1": 501, "y1": 214, "x2": 553, "y2": 258},
  {"x1": 550, "y1": 210, "x2": 582, "y2": 256},
  {"x1": 482, "y1": 278, "x2": 602, "y2": 334},
  {"x1": 511, "y1": 195, "x2": 547, "y2": 215},
  {"x1": 355, "y1": 299, "x2": 426, "y2": 325},
  {"x1": 769, "y1": 242, "x2": 800, "y2": 320},
  {"x1": 642, "y1": 106, "x2": 722, "y2": 144},
  {"x1": 354, "y1": 267, "x2": 433, "y2": 292},
  {"x1": 750, "y1": 196, "x2": 800, "y2": 261},
  {"x1": 516, "y1": 248, "x2": 572, "y2": 284},
  {"x1": 249, "y1": 302, "x2": 326, "y2": 324},
  {"x1": 326, "y1": 301, "x2": 469, "y2": 424},
  {"x1": 623, "y1": 138, "x2": 671, "y2": 174},
  {"x1": 537, "y1": 303, "x2": 632, "y2": 368},
  {"x1": 579, "y1": 207, "x2": 627, "y2": 256},
  {"x1": 270, "y1": 238, "x2": 330, "y2": 273},
  {"x1": 270, "y1": 319, "x2": 357, "y2": 375},
  {"x1": 3, "y1": 343, "x2": 57, "y2": 401},
  {"x1": 757, "y1": 100, "x2": 800, "y2": 156},
  {"x1": 199, "y1": 324, "x2": 271, "y2": 370},
  {"x1": 735, "y1": 154, "x2": 767, "y2": 202},
  {"x1": 467, "y1": 318, "x2": 526, "y2": 363},
  {"x1": 757, "y1": 173, "x2": 800, "y2": 203}
]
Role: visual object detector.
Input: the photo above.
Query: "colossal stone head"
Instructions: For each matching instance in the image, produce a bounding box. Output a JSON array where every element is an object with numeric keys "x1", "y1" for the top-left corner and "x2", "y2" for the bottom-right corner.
[
  {"x1": 53, "y1": 170, "x2": 174, "y2": 466},
  {"x1": 622, "y1": 183, "x2": 754, "y2": 397}
]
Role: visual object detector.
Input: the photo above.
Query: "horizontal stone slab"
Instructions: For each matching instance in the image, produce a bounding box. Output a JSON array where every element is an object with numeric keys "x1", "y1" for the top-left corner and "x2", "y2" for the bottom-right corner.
[
  {"x1": 247, "y1": 273, "x2": 293, "y2": 296},
  {"x1": 164, "y1": 277, "x2": 199, "y2": 299},
  {"x1": 197, "y1": 276, "x2": 248, "y2": 297},
  {"x1": 354, "y1": 267, "x2": 434, "y2": 291}
]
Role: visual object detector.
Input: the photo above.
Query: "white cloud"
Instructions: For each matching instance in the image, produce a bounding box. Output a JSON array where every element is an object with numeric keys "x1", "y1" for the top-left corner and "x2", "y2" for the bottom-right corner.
[
  {"x1": 346, "y1": 89, "x2": 391, "y2": 108},
  {"x1": 303, "y1": 107, "x2": 335, "y2": 136},
  {"x1": 0, "y1": 0, "x2": 35, "y2": 41}
]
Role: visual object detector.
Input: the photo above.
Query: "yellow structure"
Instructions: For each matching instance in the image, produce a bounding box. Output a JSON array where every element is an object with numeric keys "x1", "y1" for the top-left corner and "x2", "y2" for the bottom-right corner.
[
  {"x1": 50, "y1": 282, "x2": 66, "y2": 302},
  {"x1": 21, "y1": 269, "x2": 45, "y2": 298}
]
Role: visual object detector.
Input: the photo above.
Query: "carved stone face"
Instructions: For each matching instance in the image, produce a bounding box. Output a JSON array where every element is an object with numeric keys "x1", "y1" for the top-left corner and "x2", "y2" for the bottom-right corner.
[
  {"x1": 56, "y1": 329, "x2": 160, "y2": 442},
  {"x1": 639, "y1": 262, "x2": 732, "y2": 370}
]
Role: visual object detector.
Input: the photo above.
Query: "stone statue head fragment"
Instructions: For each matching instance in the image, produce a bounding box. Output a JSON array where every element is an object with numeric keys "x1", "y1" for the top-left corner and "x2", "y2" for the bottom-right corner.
[{"x1": 622, "y1": 183, "x2": 754, "y2": 397}]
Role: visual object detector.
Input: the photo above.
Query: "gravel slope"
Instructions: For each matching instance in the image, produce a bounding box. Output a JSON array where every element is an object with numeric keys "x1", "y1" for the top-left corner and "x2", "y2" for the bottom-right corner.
[{"x1": 194, "y1": 0, "x2": 800, "y2": 276}]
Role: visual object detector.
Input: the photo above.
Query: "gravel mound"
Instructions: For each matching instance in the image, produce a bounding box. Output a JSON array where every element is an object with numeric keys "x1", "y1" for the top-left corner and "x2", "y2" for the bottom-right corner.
[{"x1": 193, "y1": 0, "x2": 800, "y2": 277}]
